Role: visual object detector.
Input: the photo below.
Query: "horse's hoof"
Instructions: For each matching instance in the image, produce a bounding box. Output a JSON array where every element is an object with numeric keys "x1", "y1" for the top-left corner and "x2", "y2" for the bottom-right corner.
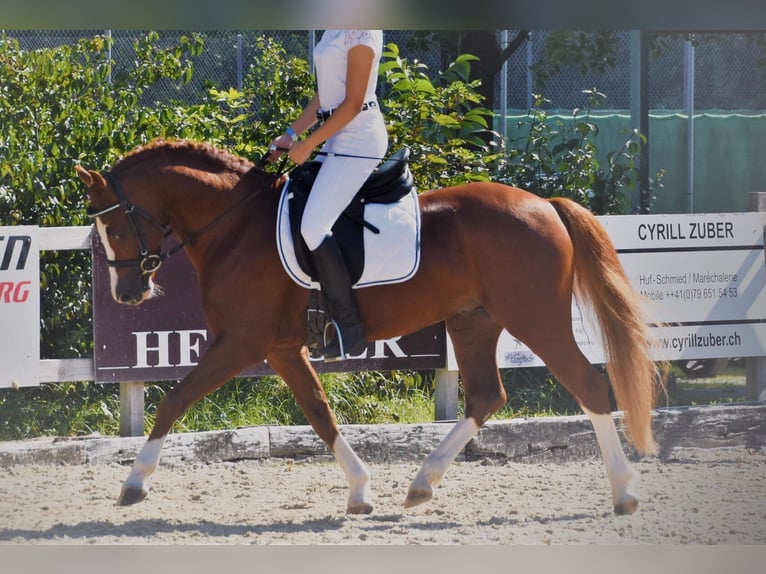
[
  {"x1": 614, "y1": 496, "x2": 639, "y2": 515},
  {"x1": 117, "y1": 486, "x2": 148, "y2": 506},
  {"x1": 404, "y1": 485, "x2": 433, "y2": 509},
  {"x1": 346, "y1": 501, "x2": 374, "y2": 515}
]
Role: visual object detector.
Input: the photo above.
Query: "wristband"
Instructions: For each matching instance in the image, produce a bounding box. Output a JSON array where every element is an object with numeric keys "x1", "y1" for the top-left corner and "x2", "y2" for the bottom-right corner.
[{"x1": 285, "y1": 126, "x2": 297, "y2": 140}]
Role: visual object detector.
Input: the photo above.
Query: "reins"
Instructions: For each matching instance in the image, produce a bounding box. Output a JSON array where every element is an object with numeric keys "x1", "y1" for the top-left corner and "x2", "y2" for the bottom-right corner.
[{"x1": 266, "y1": 146, "x2": 407, "y2": 164}]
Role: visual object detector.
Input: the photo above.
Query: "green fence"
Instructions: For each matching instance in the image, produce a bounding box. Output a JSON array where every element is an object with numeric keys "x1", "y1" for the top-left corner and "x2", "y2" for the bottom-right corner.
[{"x1": 502, "y1": 111, "x2": 766, "y2": 214}]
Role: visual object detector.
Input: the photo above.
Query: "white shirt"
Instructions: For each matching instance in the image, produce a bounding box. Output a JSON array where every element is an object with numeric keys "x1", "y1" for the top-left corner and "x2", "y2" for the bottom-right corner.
[{"x1": 313, "y1": 30, "x2": 383, "y2": 111}]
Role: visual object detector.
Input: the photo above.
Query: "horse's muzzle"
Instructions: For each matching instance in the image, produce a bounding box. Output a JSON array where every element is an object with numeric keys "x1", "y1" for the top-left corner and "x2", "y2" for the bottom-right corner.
[
  {"x1": 117, "y1": 291, "x2": 145, "y2": 306},
  {"x1": 115, "y1": 272, "x2": 155, "y2": 305}
]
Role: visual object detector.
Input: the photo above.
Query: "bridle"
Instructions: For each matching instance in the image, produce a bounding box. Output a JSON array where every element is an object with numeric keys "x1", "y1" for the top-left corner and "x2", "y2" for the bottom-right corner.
[
  {"x1": 87, "y1": 172, "x2": 178, "y2": 275},
  {"x1": 87, "y1": 170, "x2": 267, "y2": 275}
]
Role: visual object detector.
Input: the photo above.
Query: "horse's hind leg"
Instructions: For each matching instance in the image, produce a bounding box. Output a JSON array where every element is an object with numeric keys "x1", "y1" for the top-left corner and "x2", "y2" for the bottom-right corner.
[
  {"x1": 527, "y1": 327, "x2": 639, "y2": 515},
  {"x1": 117, "y1": 336, "x2": 254, "y2": 506},
  {"x1": 267, "y1": 346, "x2": 372, "y2": 514},
  {"x1": 583, "y1": 404, "x2": 639, "y2": 515},
  {"x1": 405, "y1": 309, "x2": 504, "y2": 508}
]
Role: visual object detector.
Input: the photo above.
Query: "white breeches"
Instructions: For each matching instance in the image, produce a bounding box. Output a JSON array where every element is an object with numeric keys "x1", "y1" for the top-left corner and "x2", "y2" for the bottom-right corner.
[{"x1": 300, "y1": 110, "x2": 388, "y2": 251}]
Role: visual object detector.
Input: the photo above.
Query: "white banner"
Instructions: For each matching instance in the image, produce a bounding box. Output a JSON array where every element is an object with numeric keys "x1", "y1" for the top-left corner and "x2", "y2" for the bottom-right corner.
[
  {"x1": 448, "y1": 212, "x2": 766, "y2": 369},
  {"x1": 602, "y1": 212, "x2": 766, "y2": 361},
  {"x1": 0, "y1": 226, "x2": 40, "y2": 387}
]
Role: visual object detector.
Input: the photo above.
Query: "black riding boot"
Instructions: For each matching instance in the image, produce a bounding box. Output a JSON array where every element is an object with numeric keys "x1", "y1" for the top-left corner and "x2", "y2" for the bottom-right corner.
[{"x1": 312, "y1": 235, "x2": 367, "y2": 360}]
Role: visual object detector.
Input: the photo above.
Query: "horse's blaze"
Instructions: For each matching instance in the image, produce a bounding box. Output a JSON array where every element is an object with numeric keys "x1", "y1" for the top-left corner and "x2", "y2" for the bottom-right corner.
[{"x1": 95, "y1": 220, "x2": 120, "y2": 302}]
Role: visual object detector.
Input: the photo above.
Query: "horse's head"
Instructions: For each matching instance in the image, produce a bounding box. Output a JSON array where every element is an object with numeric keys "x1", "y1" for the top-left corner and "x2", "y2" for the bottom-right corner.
[{"x1": 76, "y1": 165, "x2": 167, "y2": 305}]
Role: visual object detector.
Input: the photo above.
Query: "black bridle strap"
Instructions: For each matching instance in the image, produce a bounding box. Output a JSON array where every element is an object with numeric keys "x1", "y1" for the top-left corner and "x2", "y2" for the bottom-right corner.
[
  {"x1": 99, "y1": 172, "x2": 170, "y2": 236},
  {"x1": 90, "y1": 172, "x2": 171, "y2": 273}
]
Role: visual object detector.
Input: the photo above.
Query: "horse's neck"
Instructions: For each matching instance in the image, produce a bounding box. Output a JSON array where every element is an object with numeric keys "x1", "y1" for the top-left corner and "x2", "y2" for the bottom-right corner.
[
  {"x1": 160, "y1": 167, "x2": 276, "y2": 257},
  {"x1": 160, "y1": 170, "x2": 242, "y2": 228}
]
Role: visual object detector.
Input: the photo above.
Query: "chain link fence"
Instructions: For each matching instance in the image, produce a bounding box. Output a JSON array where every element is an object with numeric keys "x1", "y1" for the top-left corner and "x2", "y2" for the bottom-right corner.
[
  {"x1": 500, "y1": 31, "x2": 766, "y2": 111},
  {"x1": 6, "y1": 30, "x2": 766, "y2": 112}
]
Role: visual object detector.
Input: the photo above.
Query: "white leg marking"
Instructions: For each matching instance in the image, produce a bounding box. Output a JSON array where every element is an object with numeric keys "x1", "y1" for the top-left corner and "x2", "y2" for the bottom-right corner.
[
  {"x1": 332, "y1": 434, "x2": 373, "y2": 514},
  {"x1": 117, "y1": 436, "x2": 166, "y2": 505},
  {"x1": 583, "y1": 407, "x2": 639, "y2": 514},
  {"x1": 405, "y1": 418, "x2": 480, "y2": 508}
]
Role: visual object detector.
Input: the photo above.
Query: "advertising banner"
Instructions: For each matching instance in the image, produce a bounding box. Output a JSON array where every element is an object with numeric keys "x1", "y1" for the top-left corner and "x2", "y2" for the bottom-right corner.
[
  {"x1": 602, "y1": 212, "x2": 766, "y2": 362},
  {"x1": 0, "y1": 226, "x2": 40, "y2": 388},
  {"x1": 453, "y1": 212, "x2": 766, "y2": 370}
]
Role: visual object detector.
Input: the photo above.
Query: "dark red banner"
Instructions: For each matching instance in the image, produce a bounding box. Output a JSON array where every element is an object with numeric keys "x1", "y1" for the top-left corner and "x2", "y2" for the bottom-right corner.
[{"x1": 92, "y1": 233, "x2": 446, "y2": 383}]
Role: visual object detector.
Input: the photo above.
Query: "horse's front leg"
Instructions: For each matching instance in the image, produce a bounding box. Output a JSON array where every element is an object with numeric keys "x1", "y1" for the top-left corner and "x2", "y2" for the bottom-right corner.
[
  {"x1": 117, "y1": 336, "x2": 255, "y2": 506},
  {"x1": 405, "y1": 417, "x2": 482, "y2": 508},
  {"x1": 406, "y1": 314, "x2": 505, "y2": 508},
  {"x1": 267, "y1": 346, "x2": 372, "y2": 514}
]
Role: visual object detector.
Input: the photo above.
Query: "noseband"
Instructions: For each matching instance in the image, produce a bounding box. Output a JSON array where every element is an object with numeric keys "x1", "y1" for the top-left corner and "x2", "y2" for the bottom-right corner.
[{"x1": 86, "y1": 172, "x2": 178, "y2": 275}]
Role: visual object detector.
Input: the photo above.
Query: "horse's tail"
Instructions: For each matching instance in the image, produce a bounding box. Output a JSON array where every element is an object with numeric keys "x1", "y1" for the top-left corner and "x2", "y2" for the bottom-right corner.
[{"x1": 548, "y1": 197, "x2": 659, "y2": 455}]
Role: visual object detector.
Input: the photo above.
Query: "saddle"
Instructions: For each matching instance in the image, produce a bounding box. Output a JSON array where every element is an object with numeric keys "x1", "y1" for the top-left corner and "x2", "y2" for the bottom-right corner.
[{"x1": 287, "y1": 147, "x2": 414, "y2": 284}]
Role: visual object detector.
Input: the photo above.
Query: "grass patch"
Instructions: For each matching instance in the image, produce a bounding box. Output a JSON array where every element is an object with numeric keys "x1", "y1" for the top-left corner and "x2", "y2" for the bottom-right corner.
[
  {"x1": 497, "y1": 367, "x2": 582, "y2": 418},
  {"x1": 0, "y1": 367, "x2": 587, "y2": 441},
  {"x1": 2, "y1": 361, "x2": 749, "y2": 442},
  {"x1": 664, "y1": 361, "x2": 748, "y2": 407},
  {"x1": 0, "y1": 381, "x2": 122, "y2": 439},
  {"x1": 17, "y1": 360, "x2": 751, "y2": 441},
  {"x1": 0, "y1": 371, "x2": 437, "y2": 440}
]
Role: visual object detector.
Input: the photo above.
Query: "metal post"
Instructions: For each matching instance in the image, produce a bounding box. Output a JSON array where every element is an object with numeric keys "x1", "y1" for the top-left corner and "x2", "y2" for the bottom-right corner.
[
  {"x1": 236, "y1": 33, "x2": 243, "y2": 90},
  {"x1": 309, "y1": 30, "x2": 316, "y2": 74},
  {"x1": 105, "y1": 30, "x2": 112, "y2": 85},
  {"x1": 630, "y1": 30, "x2": 650, "y2": 213},
  {"x1": 526, "y1": 32, "x2": 534, "y2": 109},
  {"x1": 499, "y1": 30, "x2": 509, "y2": 143},
  {"x1": 684, "y1": 35, "x2": 696, "y2": 213},
  {"x1": 120, "y1": 381, "x2": 145, "y2": 437},
  {"x1": 746, "y1": 192, "x2": 766, "y2": 401}
]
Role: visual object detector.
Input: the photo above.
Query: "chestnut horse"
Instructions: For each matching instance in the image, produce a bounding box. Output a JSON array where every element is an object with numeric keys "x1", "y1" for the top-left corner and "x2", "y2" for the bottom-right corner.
[{"x1": 76, "y1": 139, "x2": 658, "y2": 516}]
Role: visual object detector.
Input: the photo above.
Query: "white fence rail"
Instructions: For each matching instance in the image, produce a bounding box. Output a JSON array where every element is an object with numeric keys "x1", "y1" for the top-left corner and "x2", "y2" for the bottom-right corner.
[{"x1": 37, "y1": 227, "x2": 94, "y2": 381}]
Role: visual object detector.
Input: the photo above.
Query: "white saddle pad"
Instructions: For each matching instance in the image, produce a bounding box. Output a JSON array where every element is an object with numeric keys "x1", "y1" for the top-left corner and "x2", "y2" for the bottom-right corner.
[{"x1": 276, "y1": 179, "x2": 421, "y2": 290}]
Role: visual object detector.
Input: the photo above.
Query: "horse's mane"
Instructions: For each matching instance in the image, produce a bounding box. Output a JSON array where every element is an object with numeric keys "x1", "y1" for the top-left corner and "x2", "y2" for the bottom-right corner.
[{"x1": 111, "y1": 138, "x2": 255, "y2": 177}]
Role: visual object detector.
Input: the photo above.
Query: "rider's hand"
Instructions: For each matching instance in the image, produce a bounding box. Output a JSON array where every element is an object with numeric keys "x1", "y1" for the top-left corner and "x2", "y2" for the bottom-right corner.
[
  {"x1": 267, "y1": 133, "x2": 293, "y2": 163},
  {"x1": 287, "y1": 140, "x2": 314, "y2": 166}
]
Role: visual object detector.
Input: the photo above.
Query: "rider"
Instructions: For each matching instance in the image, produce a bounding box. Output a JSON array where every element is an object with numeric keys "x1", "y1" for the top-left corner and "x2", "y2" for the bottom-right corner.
[{"x1": 269, "y1": 30, "x2": 388, "y2": 360}]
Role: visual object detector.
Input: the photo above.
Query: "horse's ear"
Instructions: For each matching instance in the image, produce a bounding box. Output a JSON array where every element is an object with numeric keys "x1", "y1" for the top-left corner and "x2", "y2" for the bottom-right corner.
[
  {"x1": 75, "y1": 165, "x2": 108, "y2": 199},
  {"x1": 75, "y1": 165, "x2": 98, "y2": 186}
]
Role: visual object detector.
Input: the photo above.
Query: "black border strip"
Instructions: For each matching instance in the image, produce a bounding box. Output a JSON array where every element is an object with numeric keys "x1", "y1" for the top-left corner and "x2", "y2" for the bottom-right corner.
[
  {"x1": 3, "y1": 0, "x2": 766, "y2": 30},
  {"x1": 619, "y1": 244, "x2": 763, "y2": 255},
  {"x1": 652, "y1": 319, "x2": 766, "y2": 327}
]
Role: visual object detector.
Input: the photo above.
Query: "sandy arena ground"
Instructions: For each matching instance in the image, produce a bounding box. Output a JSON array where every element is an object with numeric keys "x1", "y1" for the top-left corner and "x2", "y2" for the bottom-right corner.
[{"x1": 1, "y1": 446, "x2": 764, "y2": 545}]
